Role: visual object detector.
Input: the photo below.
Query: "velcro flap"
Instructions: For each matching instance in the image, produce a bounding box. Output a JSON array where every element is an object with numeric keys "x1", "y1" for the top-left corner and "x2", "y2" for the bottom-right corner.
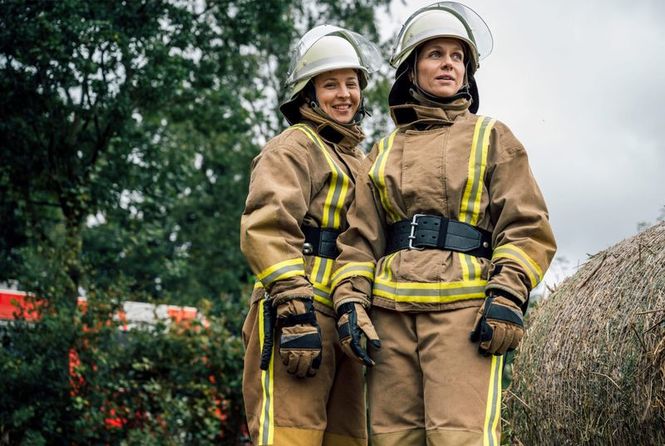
[
  {"x1": 486, "y1": 304, "x2": 523, "y2": 326},
  {"x1": 280, "y1": 332, "x2": 320, "y2": 349}
]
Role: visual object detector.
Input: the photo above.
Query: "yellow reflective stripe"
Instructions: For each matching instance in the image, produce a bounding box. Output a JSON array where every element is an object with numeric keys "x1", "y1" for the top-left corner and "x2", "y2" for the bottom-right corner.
[
  {"x1": 369, "y1": 130, "x2": 400, "y2": 223},
  {"x1": 372, "y1": 277, "x2": 487, "y2": 303},
  {"x1": 313, "y1": 293, "x2": 334, "y2": 308},
  {"x1": 258, "y1": 298, "x2": 275, "y2": 444},
  {"x1": 458, "y1": 116, "x2": 495, "y2": 281},
  {"x1": 460, "y1": 116, "x2": 495, "y2": 227},
  {"x1": 310, "y1": 257, "x2": 334, "y2": 308},
  {"x1": 256, "y1": 258, "x2": 305, "y2": 286},
  {"x1": 483, "y1": 354, "x2": 503, "y2": 446},
  {"x1": 459, "y1": 252, "x2": 478, "y2": 282},
  {"x1": 330, "y1": 262, "x2": 375, "y2": 289},
  {"x1": 493, "y1": 244, "x2": 543, "y2": 288},
  {"x1": 311, "y1": 256, "x2": 325, "y2": 286},
  {"x1": 381, "y1": 252, "x2": 398, "y2": 281},
  {"x1": 292, "y1": 124, "x2": 350, "y2": 229},
  {"x1": 253, "y1": 281, "x2": 264, "y2": 290}
]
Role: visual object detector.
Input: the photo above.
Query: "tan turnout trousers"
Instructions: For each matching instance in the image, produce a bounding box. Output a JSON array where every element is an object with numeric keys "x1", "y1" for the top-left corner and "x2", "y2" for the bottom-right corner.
[
  {"x1": 242, "y1": 300, "x2": 366, "y2": 446},
  {"x1": 368, "y1": 306, "x2": 503, "y2": 446}
]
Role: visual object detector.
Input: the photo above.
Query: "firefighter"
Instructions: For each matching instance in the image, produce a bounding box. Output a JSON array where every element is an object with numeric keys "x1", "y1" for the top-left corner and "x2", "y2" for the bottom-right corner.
[
  {"x1": 239, "y1": 25, "x2": 381, "y2": 446},
  {"x1": 330, "y1": 3, "x2": 557, "y2": 445}
]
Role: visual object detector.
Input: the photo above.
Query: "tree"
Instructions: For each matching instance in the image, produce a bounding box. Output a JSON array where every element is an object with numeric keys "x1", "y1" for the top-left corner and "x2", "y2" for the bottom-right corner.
[{"x1": 0, "y1": 0, "x2": 391, "y2": 442}]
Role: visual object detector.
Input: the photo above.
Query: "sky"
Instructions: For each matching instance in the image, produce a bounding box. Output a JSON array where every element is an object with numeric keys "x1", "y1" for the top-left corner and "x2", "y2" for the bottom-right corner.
[{"x1": 378, "y1": 0, "x2": 665, "y2": 286}]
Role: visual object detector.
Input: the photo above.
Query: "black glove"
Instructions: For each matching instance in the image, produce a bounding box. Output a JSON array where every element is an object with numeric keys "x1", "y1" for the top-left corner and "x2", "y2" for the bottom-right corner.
[
  {"x1": 336, "y1": 302, "x2": 381, "y2": 367},
  {"x1": 274, "y1": 298, "x2": 322, "y2": 378},
  {"x1": 470, "y1": 293, "x2": 524, "y2": 356}
]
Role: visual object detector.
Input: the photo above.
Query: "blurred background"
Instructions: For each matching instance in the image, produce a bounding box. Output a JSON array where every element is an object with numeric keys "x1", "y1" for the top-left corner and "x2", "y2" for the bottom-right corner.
[{"x1": 1, "y1": 0, "x2": 663, "y2": 444}]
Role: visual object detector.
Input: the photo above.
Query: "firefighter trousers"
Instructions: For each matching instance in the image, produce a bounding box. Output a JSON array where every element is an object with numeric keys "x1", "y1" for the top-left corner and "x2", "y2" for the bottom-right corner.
[
  {"x1": 367, "y1": 306, "x2": 504, "y2": 446},
  {"x1": 242, "y1": 298, "x2": 367, "y2": 446}
]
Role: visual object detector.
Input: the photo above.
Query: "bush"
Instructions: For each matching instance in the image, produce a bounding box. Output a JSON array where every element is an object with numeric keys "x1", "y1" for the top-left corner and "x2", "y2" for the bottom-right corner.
[{"x1": 0, "y1": 291, "x2": 247, "y2": 445}]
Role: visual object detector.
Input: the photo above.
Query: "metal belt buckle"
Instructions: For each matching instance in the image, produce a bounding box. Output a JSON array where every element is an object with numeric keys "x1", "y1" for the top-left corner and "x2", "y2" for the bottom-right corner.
[{"x1": 408, "y1": 213, "x2": 426, "y2": 250}]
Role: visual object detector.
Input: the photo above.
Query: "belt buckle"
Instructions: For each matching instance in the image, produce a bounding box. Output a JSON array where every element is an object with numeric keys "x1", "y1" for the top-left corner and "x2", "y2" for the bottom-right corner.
[{"x1": 408, "y1": 213, "x2": 426, "y2": 250}]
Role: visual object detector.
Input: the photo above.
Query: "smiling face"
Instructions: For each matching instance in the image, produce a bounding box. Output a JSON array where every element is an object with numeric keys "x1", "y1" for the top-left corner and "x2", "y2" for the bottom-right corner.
[
  {"x1": 313, "y1": 68, "x2": 361, "y2": 124},
  {"x1": 415, "y1": 37, "x2": 466, "y2": 98}
]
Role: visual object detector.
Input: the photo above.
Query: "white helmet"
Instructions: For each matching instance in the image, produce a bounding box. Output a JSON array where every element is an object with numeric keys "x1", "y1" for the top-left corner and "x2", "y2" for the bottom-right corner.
[
  {"x1": 390, "y1": 2, "x2": 493, "y2": 73},
  {"x1": 280, "y1": 25, "x2": 382, "y2": 124}
]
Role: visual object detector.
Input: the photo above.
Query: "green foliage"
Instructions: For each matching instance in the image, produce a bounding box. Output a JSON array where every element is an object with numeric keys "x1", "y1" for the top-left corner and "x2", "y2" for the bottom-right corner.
[
  {"x1": 0, "y1": 293, "x2": 245, "y2": 445},
  {"x1": 0, "y1": 0, "x2": 391, "y2": 443}
]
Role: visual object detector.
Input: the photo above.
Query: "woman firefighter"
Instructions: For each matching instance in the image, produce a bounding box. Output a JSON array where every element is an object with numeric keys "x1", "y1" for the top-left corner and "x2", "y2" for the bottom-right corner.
[
  {"x1": 239, "y1": 25, "x2": 381, "y2": 446},
  {"x1": 330, "y1": 3, "x2": 557, "y2": 445}
]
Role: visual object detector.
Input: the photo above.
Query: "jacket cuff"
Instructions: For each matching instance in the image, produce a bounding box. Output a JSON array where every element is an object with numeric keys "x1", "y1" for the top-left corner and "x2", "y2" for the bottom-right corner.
[
  {"x1": 485, "y1": 285, "x2": 527, "y2": 313},
  {"x1": 332, "y1": 276, "x2": 372, "y2": 311},
  {"x1": 268, "y1": 277, "x2": 314, "y2": 307}
]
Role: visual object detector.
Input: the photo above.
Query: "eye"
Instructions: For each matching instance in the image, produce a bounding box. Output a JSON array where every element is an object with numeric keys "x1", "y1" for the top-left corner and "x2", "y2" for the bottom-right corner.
[
  {"x1": 347, "y1": 81, "x2": 359, "y2": 89},
  {"x1": 428, "y1": 50, "x2": 441, "y2": 58},
  {"x1": 452, "y1": 52, "x2": 464, "y2": 62}
]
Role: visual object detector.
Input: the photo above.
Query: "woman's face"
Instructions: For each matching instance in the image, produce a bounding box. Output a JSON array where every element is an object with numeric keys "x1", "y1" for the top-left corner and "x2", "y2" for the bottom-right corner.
[
  {"x1": 313, "y1": 68, "x2": 361, "y2": 124},
  {"x1": 415, "y1": 37, "x2": 466, "y2": 98}
]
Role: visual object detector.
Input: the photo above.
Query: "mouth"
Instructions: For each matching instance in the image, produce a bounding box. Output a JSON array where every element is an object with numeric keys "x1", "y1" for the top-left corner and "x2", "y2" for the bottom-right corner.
[
  {"x1": 332, "y1": 103, "x2": 353, "y2": 112},
  {"x1": 436, "y1": 75, "x2": 454, "y2": 81}
]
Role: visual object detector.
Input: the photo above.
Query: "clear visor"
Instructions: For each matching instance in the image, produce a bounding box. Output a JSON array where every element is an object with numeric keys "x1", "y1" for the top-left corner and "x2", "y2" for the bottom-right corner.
[
  {"x1": 286, "y1": 25, "x2": 383, "y2": 86},
  {"x1": 393, "y1": 2, "x2": 493, "y2": 63}
]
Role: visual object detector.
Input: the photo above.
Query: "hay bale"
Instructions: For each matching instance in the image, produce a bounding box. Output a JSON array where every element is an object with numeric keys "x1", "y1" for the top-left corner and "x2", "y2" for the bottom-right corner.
[{"x1": 506, "y1": 222, "x2": 665, "y2": 445}]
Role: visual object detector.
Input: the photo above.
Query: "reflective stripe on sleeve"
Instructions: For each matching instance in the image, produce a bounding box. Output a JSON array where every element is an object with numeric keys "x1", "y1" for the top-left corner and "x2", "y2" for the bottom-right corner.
[
  {"x1": 256, "y1": 258, "x2": 305, "y2": 286},
  {"x1": 492, "y1": 244, "x2": 543, "y2": 288},
  {"x1": 330, "y1": 262, "x2": 376, "y2": 289}
]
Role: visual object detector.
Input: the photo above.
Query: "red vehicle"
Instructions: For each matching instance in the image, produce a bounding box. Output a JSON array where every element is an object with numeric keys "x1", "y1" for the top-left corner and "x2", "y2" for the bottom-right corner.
[{"x1": 0, "y1": 289, "x2": 220, "y2": 429}]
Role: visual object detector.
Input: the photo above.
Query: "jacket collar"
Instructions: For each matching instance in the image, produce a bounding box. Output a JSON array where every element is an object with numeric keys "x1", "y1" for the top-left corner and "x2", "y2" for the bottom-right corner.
[
  {"x1": 298, "y1": 104, "x2": 365, "y2": 151},
  {"x1": 390, "y1": 97, "x2": 470, "y2": 129}
]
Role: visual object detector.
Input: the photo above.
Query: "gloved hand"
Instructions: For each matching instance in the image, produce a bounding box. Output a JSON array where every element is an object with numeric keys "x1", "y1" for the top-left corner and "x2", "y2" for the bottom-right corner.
[
  {"x1": 470, "y1": 293, "x2": 524, "y2": 356},
  {"x1": 275, "y1": 298, "x2": 322, "y2": 378},
  {"x1": 336, "y1": 302, "x2": 381, "y2": 367}
]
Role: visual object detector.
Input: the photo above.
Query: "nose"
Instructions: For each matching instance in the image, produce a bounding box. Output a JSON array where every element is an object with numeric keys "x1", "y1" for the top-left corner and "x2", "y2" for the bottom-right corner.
[
  {"x1": 440, "y1": 56, "x2": 453, "y2": 69},
  {"x1": 337, "y1": 84, "x2": 350, "y2": 98}
]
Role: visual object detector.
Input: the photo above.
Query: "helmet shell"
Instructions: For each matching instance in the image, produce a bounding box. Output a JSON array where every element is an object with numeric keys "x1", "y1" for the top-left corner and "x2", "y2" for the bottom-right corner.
[
  {"x1": 280, "y1": 25, "x2": 382, "y2": 123},
  {"x1": 390, "y1": 2, "x2": 493, "y2": 73}
]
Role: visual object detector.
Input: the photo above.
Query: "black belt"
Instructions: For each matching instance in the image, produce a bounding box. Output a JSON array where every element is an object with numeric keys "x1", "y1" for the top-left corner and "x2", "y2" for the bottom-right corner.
[
  {"x1": 302, "y1": 226, "x2": 340, "y2": 259},
  {"x1": 386, "y1": 214, "x2": 492, "y2": 259}
]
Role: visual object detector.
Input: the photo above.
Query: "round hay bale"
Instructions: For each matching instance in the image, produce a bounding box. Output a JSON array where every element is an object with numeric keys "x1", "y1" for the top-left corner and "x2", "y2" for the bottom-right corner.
[{"x1": 506, "y1": 222, "x2": 665, "y2": 445}]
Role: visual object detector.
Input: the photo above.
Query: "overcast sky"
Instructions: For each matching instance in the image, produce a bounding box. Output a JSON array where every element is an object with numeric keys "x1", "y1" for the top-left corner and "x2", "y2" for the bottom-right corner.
[{"x1": 377, "y1": 0, "x2": 665, "y2": 285}]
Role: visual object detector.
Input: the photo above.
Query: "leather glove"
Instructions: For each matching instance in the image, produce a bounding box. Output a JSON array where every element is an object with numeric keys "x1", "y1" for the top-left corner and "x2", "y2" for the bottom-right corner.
[
  {"x1": 470, "y1": 293, "x2": 524, "y2": 356},
  {"x1": 337, "y1": 302, "x2": 381, "y2": 367},
  {"x1": 275, "y1": 298, "x2": 322, "y2": 378}
]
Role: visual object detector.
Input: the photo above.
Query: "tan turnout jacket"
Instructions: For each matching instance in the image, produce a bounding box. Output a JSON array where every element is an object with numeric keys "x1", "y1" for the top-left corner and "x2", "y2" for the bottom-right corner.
[
  {"x1": 240, "y1": 105, "x2": 365, "y2": 315},
  {"x1": 331, "y1": 99, "x2": 556, "y2": 312}
]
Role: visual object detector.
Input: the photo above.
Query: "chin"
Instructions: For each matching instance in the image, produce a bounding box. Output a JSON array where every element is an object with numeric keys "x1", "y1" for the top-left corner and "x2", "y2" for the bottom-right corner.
[{"x1": 333, "y1": 115, "x2": 353, "y2": 124}]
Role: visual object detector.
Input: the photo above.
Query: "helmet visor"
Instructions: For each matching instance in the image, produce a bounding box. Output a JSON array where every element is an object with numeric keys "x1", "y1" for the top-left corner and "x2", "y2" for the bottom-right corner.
[
  {"x1": 285, "y1": 25, "x2": 383, "y2": 86},
  {"x1": 391, "y1": 2, "x2": 493, "y2": 67}
]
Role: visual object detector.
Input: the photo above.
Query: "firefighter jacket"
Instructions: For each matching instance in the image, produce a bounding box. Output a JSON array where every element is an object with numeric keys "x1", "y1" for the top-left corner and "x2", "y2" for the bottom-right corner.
[
  {"x1": 331, "y1": 98, "x2": 557, "y2": 312},
  {"x1": 240, "y1": 104, "x2": 365, "y2": 316}
]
